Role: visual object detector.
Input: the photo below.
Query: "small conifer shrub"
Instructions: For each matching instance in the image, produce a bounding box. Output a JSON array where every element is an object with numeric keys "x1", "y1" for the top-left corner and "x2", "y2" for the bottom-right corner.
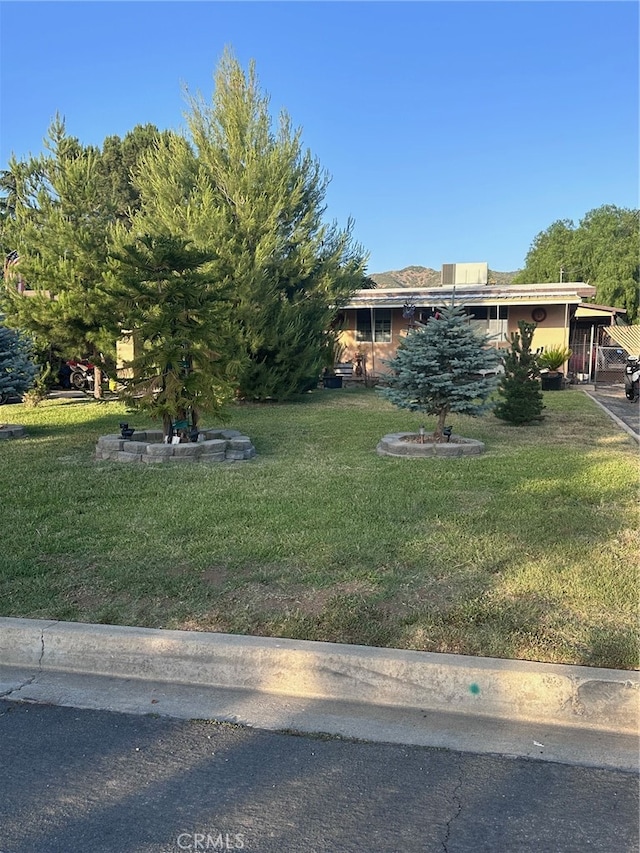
[{"x1": 494, "y1": 321, "x2": 545, "y2": 425}]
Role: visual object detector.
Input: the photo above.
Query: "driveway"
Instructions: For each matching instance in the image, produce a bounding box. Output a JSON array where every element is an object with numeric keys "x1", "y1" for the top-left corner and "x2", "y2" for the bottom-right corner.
[{"x1": 585, "y1": 384, "x2": 640, "y2": 441}]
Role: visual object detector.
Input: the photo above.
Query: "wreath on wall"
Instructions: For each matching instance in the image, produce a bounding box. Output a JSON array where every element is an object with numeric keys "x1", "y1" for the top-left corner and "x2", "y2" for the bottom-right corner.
[{"x1": 531, "y1": 307, "x2": 547, "y2": 323}]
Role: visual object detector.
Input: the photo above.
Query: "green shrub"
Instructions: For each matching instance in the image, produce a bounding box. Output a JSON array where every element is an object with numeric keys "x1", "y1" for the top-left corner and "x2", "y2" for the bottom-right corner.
[
  {"x1": 538, "y1": 346, "x2": 572, "y2": 371},
  {"x1": 494, "y1": 321, "x2": 545, "y2": 425}
]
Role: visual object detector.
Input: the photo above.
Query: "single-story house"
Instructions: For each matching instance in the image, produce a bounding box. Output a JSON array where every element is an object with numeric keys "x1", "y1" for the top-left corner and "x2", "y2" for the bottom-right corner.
[{"x1": 335, "y1": 281, "x2": 627, "y2": 383}]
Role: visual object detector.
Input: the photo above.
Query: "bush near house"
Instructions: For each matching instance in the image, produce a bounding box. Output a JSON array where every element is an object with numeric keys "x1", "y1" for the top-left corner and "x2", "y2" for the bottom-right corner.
[{"x1": 495, "y1": 321, "x2": 545, "y2": 425}]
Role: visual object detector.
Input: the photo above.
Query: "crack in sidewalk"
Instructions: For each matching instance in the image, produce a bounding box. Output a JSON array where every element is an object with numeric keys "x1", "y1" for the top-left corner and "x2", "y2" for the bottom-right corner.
[{"x1": 0, "y1": 628, "x2": 46, "y2": 700}]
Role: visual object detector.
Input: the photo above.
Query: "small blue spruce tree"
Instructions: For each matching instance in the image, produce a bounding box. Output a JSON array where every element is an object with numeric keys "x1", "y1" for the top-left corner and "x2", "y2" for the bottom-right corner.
[
  {"x1": 378, "y1": 300, "x2": 501, "y2": 440},
  {"x1": 0, "y1": 324, "x2": 38, "y2": 404}
]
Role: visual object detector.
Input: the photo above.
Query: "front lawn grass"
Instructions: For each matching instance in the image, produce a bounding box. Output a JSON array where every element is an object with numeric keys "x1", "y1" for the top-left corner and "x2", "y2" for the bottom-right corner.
[{"x1": 1, "y1": 387, "x2": 638, "y2": 669}]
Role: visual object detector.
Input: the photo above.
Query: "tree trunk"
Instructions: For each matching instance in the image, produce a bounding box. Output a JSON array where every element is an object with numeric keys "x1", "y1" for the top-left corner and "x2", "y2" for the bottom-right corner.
[
  {"x1": 163, "y1": 412, "x2": 173, "y2": 442},
  {"x1": 93, "y1": 366, "x2": 103, "y2": 399},
  {"x1": 434, "y1": 406, "x2": 449, "y2": 442}
]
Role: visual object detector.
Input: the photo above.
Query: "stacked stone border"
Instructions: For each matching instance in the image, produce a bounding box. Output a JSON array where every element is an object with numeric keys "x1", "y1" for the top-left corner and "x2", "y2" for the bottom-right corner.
[
  {"x1": 96, "y1": 429, "x2": 256, "y2": 464},
  {"x1": 0, "y1": 424, "x2": 26, "y2": 440},
  {"x1": 377, "y1": 432, "x2": 485, "y2": 458}
]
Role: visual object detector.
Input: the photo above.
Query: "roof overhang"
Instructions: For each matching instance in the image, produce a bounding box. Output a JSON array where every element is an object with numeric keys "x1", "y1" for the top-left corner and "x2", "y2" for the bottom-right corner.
[
  {"x1": 343, "y1": 282, "x2": 596, "y2": 310},
  {"x1": 574, "y1": 303, "x2": 627, "y2": 318}
]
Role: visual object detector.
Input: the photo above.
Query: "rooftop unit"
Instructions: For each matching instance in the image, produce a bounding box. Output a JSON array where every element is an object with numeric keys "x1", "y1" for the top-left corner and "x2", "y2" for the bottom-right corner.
[{"x1": 441, "y1": 262, "x2": 488, "y2": 286}]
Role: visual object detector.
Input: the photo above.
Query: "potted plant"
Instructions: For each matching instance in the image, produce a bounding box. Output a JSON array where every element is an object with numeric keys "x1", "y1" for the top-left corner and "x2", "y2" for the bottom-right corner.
[
  {"x1": 538, "y1": 346, "x2": 571, "y2": 390},
  {"x1": 322, "y1": 366, "x2": 343, "y2": 389},
  {"x1": 321, "y1": 338, "x2": 347, "y2": 388}
]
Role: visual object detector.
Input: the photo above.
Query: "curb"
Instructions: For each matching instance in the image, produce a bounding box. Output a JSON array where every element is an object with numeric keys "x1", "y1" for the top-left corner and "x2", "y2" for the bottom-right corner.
[{"x1": 1, "y1": 617, "x2": 638, "y2": 736}]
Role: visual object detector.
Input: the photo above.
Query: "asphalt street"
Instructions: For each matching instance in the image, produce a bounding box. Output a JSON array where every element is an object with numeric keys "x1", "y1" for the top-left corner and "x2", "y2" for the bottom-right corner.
[{"x1": 0, "y1": 700, "x2": 637, "y2": 853}]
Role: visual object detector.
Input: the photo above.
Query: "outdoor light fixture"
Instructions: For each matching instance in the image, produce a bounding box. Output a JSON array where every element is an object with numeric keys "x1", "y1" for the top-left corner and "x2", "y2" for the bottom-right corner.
[
  {"x1": 443, "y1": 425, "x2": 453, "y2": 442},
  {"x1": 419, "y1": 424, "x2": 425, "y2": 444},
  {"x1": 119, "y1": 422, "x2": 135, "y2": 439}
]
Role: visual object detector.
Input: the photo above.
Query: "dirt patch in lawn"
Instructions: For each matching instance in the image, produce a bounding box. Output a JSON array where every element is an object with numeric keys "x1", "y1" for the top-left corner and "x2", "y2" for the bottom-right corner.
[{"x1": 222, "y1": 579, "x2": 377, "y2": 618}]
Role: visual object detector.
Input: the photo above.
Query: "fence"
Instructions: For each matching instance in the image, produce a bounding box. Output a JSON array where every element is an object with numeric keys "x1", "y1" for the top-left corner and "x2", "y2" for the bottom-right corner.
[{"x1": 595, "y1": 329, "x2": 628, "y2": 387}]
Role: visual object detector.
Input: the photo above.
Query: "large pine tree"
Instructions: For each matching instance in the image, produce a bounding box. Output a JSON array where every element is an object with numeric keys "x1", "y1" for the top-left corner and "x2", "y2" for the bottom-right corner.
[
  {"x1": 379, "y1": 301, "x2": 501, "y2": 440},
  {"x1": 106, "y1": 231, "x2": 244, "y2": 438},
  {"x1": 133, "y1": 49, "x2": 368, "y2": 400},
  {"x1": 0, "y1": 119, "x2": 166, "y2": 392},
  {"x1": 1, "y1": 122, "x2": 117, "y2": 393}
]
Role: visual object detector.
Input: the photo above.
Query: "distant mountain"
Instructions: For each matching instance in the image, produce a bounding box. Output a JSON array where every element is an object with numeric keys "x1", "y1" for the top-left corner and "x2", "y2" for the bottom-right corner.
[{"x1": 370, "y1": 266, "x2": 520, "y2": 288}]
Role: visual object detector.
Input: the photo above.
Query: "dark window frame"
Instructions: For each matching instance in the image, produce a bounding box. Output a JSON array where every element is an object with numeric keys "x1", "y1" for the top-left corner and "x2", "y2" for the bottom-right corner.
[{"x1": 356, "y1": 308, "x2": 392, "y2": 343}]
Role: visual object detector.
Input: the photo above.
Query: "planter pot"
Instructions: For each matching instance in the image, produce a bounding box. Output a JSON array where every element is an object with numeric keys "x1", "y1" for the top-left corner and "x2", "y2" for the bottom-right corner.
[
  {"x1": 541, "y1": 372, "x2": 563, "y2": 391},
  {"x1": 323, "y1": 376, "x2": 343, "y2": 389}
]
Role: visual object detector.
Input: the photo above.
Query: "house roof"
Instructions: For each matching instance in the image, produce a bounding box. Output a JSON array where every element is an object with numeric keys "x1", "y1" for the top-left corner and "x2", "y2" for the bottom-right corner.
[{"x1": 344, "y1": 282, "x2": 597, "y2": 310}]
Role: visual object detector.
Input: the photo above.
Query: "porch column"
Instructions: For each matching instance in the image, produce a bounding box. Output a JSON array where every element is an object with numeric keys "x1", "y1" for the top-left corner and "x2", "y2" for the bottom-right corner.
[{"x1": 370, "y1": 306, "x2": 375, "y2": 374}]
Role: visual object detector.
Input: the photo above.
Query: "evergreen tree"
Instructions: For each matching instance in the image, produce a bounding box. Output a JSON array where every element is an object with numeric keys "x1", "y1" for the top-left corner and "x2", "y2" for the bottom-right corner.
[
  {"x1": 574, "y1": 205, "x2": 639, "y2": 321},
  {"x1": 512, "y1": 220, "x2": 576, "y2": 285},
  {"x1": 0, "y1": 167, "x2": 18, "y2": 228},
  {"x1": 106, "y1": 231, "x2": 244, "y2": 438},
  {"x1": 97, "y1": 124, "x2": 171, "y2": 221},
  {"x1": 494, "y1": 321, "x2": 545, "y2": 425},
  {"x1": 133, "y1": 49, "x2": 368, "y2": 400},
  {"x1": 0, "y1": 118, "x2": 167, "y2": 393},
  {"x1": 1, "y1": 118, "x2": 119, "y2": 392},
  {"x1": 379, "y1": 300, "x2": 501, "y2": 440},
  {"x1": 0, "y1": 324, "x2": 38, "y2": 403}
]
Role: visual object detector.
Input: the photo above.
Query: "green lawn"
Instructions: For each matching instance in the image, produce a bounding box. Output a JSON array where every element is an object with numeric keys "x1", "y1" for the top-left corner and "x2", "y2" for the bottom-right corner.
[{"x1": 1, "y1": 387, "x2": 638, "y2": 669}]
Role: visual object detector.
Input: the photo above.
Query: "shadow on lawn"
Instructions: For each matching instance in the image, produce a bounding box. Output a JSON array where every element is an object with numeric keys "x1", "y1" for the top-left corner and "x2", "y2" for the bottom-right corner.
[{"x1": 13, "y1": 399, "x2": 252, "y2": 443}]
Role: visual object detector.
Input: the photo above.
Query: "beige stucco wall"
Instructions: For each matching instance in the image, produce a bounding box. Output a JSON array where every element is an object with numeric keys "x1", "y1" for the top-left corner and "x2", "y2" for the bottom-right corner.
[
  {"x1": 115, "y1": 333, "x2": 140, "y2": 379},
  {"x1": 507, "y1": 304, "x2": 571, "y2": 352},
  {"x1": 338, "y1": 304, "x2": 574, "y2": 375},
  {"x1": 338, "y1": 309, "x2": 407, "y2": 375}
]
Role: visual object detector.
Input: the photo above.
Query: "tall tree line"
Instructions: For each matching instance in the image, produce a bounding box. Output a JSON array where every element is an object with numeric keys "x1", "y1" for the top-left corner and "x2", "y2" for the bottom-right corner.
[{"x1": 514, "y1": 205, "x2": 639, "y2": 322}]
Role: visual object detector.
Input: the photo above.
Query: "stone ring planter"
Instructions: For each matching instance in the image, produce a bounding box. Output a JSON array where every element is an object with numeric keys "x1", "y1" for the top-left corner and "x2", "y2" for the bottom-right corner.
[
  {"x1": 95, "y1": 428, "x2": 256, "y2": 464},
  {"x1": 377, "y1": 432, "x2": 485, "y2": 458},
  {"x1": 0, "y1": 424, "x2": 26, "y2": 440}
]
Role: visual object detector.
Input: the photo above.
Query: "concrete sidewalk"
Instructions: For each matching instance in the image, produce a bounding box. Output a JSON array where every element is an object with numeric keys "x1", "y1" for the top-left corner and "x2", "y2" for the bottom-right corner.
[{"x1": 1, "y1": 617, "x2": 638, "y2": 772}]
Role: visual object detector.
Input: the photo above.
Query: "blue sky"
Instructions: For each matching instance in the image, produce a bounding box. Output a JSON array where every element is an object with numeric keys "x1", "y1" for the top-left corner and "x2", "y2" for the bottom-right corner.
[{"x1": 1, "y1": 1, "x2": 637, "y2": 275}]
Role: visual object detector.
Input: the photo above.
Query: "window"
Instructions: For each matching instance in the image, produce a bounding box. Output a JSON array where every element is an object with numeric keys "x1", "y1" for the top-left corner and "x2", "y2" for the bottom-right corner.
[
  {"x1": 467, "y1": 306, "x2": 489, "y2": 320},
  {"x1": 356, "y1": 309, "x2": 392, "y2": 342},
  {"x1": 356, "y1": 309, "x2": 371, "y2": 342},
  {"x1": 467, "y1": 305, "x2": 508, "y2": 321},
  {"x1": 490, "y1": 305, "x2": 508, "y2": 320},
  {"x1": 375, "y1": 309, "x2": 392, "y2": 342}
]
